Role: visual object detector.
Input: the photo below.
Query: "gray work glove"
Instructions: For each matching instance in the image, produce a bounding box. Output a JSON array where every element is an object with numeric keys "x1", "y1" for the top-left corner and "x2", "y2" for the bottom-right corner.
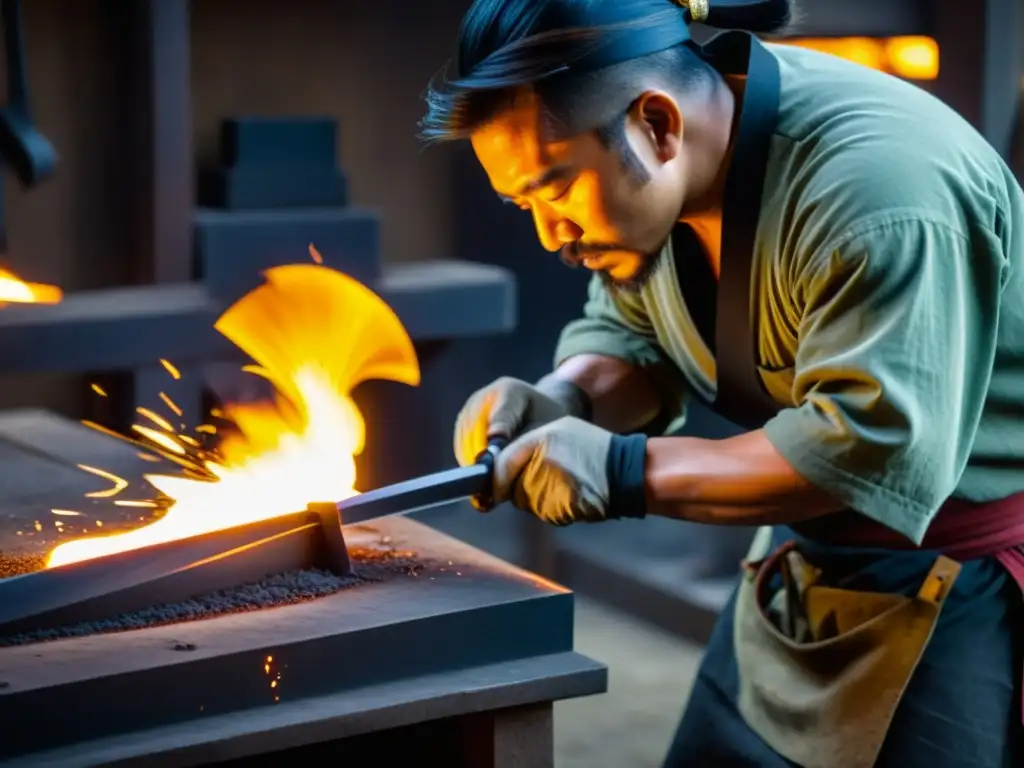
[
  {"x1": 493, "y1": 416, "x2": 649, "y2": 526},
  {"x1": 453, "y1": 375, "x2": 591, "y2": 468}
]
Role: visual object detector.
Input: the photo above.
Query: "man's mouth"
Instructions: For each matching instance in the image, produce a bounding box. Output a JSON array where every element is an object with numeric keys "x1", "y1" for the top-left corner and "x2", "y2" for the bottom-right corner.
[
  {"x1": 560, "y1": 242, "x2": 621, "y2": 270},
  {"x1": 581, "y1": 253, "x2": 613, "y2": 271}
]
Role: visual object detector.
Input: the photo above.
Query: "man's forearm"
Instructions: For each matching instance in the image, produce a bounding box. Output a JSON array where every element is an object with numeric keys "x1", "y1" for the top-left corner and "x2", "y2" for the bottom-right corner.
[
  {"x1": 643, "y1": 429, "x2": 844, "y2": 526},
  {"x1": 548, "y1": 353, "x2": 662, "y2": 434}
]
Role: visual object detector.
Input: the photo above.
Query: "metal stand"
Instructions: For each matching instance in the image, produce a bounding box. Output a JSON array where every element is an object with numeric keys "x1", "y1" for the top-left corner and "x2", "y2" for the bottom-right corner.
[{"x1": 307, "y1": 501, "x2": 353, "y2": 576}]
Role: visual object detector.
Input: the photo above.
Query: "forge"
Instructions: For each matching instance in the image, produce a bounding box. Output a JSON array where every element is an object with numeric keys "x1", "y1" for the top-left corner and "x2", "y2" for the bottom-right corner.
[
  {"x1": 0, "y1": 265, "x2": 604, "y2": 766},
  {"x1": 0, "y1": 411, "x2": 605, "y2": 767}
]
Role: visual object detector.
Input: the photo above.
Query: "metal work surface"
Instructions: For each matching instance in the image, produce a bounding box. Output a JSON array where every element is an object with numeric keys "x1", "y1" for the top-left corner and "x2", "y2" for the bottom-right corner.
[
  {"x1": 0, "y1": 410, "x2": 604, "y2": 764},
  {"x1": 0, "y1": 516, "x2": 599, "y2": 763},
  {"x1": 0, "y1": 260, "x2": 516, "y2": 374},
  {"x1": 3, "y1": 654, "x2": 595, "y2": 768}
]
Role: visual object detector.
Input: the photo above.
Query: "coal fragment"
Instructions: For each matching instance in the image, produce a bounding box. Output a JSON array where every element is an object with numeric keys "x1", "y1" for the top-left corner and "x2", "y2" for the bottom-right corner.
[{"x1": 0, "y1": 553, "x2": 46, "y2": 579}]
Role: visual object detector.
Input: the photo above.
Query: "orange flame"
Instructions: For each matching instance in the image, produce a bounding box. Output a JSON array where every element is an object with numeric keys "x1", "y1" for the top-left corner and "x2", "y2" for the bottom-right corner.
[
  {"x1": 45, "y1": 264, "x2": 420, "y2": 568},
  {"x1": 0, "y1": 267, "x2": 62, "y2": 306}
]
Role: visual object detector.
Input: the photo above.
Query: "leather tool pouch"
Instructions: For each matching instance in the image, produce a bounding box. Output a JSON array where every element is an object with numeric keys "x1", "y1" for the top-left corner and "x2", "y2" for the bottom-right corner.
[{"x1": 733, "y1": 529, "x2": 961, "y2": 768}]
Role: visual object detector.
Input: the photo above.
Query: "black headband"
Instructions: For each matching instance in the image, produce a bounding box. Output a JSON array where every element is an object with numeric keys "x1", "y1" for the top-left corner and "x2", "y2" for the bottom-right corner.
[{"x1": 556, "y1": 1, "x2": 695, "y2": 75}]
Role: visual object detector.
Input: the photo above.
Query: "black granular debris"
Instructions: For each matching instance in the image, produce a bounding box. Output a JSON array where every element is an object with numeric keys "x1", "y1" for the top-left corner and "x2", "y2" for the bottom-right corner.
[{"x1": 0, "y1": 547, "x2": 424, "y2": 647}]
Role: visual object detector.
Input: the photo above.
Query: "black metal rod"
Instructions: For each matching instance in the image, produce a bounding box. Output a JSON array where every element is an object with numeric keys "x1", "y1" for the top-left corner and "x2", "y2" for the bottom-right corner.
[
  {"x1": 335, "y1": 437, "x2": 507, "y2": 525},
  {"x1": 2, "y1": 0, "x2": 26, "y2": 109},
  {"x1": 336, "y1": 463, "x2": 491, "y2": 526}
]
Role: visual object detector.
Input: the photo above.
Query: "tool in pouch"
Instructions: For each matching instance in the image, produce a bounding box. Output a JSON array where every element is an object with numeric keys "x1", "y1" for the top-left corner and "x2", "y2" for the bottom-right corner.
[{"x1": 331, "y1": 437, "x2": 508, "y2": 526}]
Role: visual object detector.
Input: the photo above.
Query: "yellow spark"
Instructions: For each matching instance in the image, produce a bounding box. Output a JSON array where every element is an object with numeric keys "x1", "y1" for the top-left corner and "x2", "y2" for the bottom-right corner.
[
  {"x1": 95, "y1": 520, "x2": 103, "y2": 527},
  {"x1": 136, "y1": 407, "x2": 174, "y2": 432},
  {"x1": 270, "y1": 680, "x2": 277, "y2": 688},
  {"x1": 81, "y1": 419, "x2": 128, "y2": 442},
  {"x1": 78, "y1": 464, "x2": 129, "y2": 498},
  {"x1": 195, "y1": 424, "x2": 217, "y2": 435},
  {"x1": 90, "y1": 383, "x2": 108, "y2": 397},
  {"x1": 51, "y1": 509, "x2": 83, "y2": 517},
  {"x1": 160, "y1": 392, "x2": 183, "y2": 417},
  {"x1": 137, "y1": 452, "x2": 162, "y2": 463},
  {"x1": 179, "y1": 434, "x2": 200, "y2": 448},
  {"x1": 160, "y1": 359, "x2": 181, "y2": 380},
  {"x1": 33, "y1": 521, "x2": 42, "y2": 532},
  {"x1": 210, "y1": 408, "x2": 225, "y2": 419},
  {"x1": 241, "y1": 364, "x2": 270, "y2": 380},
  {"x1": 114, "y1": 500, "x2": 159, "y2": 508},
  {"x1": 309, "y1": 243, "x2": 324, "y2": 264},
  {"x1": 131, "y1": 425, "x2": 186, "y2": 455}
]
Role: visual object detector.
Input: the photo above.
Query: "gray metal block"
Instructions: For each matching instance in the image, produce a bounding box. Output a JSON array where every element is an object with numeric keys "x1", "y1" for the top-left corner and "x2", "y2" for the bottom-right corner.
[
  {"x1": 221, "y1": 116, "x2": 338, "y2": 169},
  {"x1": 193, "y1": 207, "x2": 381, "y2": 300},
  {"x1": 0, "y1": 261, "x2": 517, "y2": 374},
  {"x1": 197, "y1": 167, "x2": 349, "y2": 210}
]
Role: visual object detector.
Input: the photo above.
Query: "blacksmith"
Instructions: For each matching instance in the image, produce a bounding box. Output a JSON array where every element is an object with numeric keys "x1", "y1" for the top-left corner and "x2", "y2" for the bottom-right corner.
[{"x1": 420, "y1": 0, "x2": 1024, "y2": 764}]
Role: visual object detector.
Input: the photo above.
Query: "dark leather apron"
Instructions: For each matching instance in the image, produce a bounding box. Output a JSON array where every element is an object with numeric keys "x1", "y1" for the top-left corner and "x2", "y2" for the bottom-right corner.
[{"x1": 684, "y1": 32, "x2": 966, "y2": 768}]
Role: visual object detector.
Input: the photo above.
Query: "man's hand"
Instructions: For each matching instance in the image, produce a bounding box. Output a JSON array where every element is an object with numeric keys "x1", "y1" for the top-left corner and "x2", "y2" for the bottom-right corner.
[
  {"x1": 493, "y1": 416, "x2": 648, "y2": 526},
  {"x1": 454, "y1": 376, "x2": 590, "y2": 467}
]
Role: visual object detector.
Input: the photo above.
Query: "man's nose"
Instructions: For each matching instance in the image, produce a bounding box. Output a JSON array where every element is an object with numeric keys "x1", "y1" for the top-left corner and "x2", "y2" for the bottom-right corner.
[{"x1": 532, "y1": 208, "x2": 581, "y2": 252}]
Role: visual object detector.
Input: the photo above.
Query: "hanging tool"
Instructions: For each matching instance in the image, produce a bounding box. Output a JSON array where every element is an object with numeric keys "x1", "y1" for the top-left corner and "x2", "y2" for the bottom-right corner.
[
  {"x1": 0, "y1": 0, "x2": 56, "y2": 189},
  {"x1": 0, "y1": 0, "x2": 57, "y2": 274}
]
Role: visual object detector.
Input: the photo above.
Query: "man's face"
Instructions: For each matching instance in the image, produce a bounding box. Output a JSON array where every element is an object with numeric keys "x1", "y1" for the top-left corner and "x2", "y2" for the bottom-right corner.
[{"x1": 470, "y1": 89, "x2": 686, "y2": 289}]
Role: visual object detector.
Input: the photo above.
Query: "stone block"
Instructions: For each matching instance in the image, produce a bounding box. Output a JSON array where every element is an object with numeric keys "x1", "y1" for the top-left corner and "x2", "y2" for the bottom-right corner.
[
  {"x1": 198, "y1": 167, "x2": 348, "y2": 209},
  {"x1": 220, "y1": 116, "x2": 338, "y2": 168},
  {"x1": 193, "y1": 206, "x2": 381, "y2": 300}
]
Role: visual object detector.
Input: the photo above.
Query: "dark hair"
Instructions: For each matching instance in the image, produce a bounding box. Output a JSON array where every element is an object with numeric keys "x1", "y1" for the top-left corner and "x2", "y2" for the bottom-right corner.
[{"x1": 420, "y1": 0, "x2": 793, "y2": 159}]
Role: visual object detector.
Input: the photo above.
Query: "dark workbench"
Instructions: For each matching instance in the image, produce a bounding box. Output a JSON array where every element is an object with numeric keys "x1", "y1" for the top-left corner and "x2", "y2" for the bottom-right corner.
[{"x1": 0, "y1": 410, "x2": 606, "y2": 767}]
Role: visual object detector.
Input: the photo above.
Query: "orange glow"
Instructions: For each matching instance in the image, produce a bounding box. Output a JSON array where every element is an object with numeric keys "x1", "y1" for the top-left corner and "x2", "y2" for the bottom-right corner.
[
  {"x1": 46, "y1": 263, "x2": 421, "y2": 568},
  {"x1": 885, "y1": 37, "x2": 940, "y2": 81},
  {"x1": 0, "y1": 267, "x2": 62, "y2": 306},
  {"x1": 780, "y1": 36, "x2": 939, "y2": 81}
]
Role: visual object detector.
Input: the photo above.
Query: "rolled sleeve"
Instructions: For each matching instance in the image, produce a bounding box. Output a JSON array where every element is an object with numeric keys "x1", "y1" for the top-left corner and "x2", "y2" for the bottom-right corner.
[
  {"x1": 554, "y1": 275, "x2": 689, "y2": 434},
  {"x1": 763, "y1": 215, "x2": 1005, "y2": 543}
]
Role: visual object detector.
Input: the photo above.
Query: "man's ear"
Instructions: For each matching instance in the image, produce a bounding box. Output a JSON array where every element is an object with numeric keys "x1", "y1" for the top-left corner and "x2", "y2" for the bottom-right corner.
[{"x1": 629, "y1": 91, "x2": 683, "y2": 163}]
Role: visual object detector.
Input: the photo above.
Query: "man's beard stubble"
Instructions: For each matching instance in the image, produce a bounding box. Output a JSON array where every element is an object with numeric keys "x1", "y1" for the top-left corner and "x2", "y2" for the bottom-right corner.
[{"x1": 560, "y1": 239, "x2": 667, "y2": 295}]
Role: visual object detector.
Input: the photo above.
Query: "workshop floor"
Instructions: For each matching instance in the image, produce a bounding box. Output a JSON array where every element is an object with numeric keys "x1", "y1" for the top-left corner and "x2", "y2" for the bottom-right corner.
[{"x1": 554, "y1": 597, "x2": 704, "y2": 768}]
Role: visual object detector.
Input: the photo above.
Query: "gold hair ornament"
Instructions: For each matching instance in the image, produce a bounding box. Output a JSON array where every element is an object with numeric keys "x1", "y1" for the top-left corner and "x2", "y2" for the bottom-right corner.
[{"x1": 676, "y1": 0, "x2": 710, "y2": 23}]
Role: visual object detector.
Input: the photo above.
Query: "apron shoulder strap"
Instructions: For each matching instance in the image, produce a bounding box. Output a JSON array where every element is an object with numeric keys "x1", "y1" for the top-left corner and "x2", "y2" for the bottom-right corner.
[{"x1": 708, "y1": 35, "x2": 784, "y2": 430}]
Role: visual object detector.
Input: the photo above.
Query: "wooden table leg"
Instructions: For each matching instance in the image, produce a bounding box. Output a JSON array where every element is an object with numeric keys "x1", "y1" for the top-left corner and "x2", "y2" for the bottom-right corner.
[{"x1": 463, "y1": 702, "x2": 554, "y2": 768}]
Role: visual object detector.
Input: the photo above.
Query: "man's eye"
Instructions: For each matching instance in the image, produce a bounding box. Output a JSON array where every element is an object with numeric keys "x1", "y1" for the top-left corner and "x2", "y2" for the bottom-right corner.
[{"x1": 548, "y1": 181, "x2": 574, "y2": 203}]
